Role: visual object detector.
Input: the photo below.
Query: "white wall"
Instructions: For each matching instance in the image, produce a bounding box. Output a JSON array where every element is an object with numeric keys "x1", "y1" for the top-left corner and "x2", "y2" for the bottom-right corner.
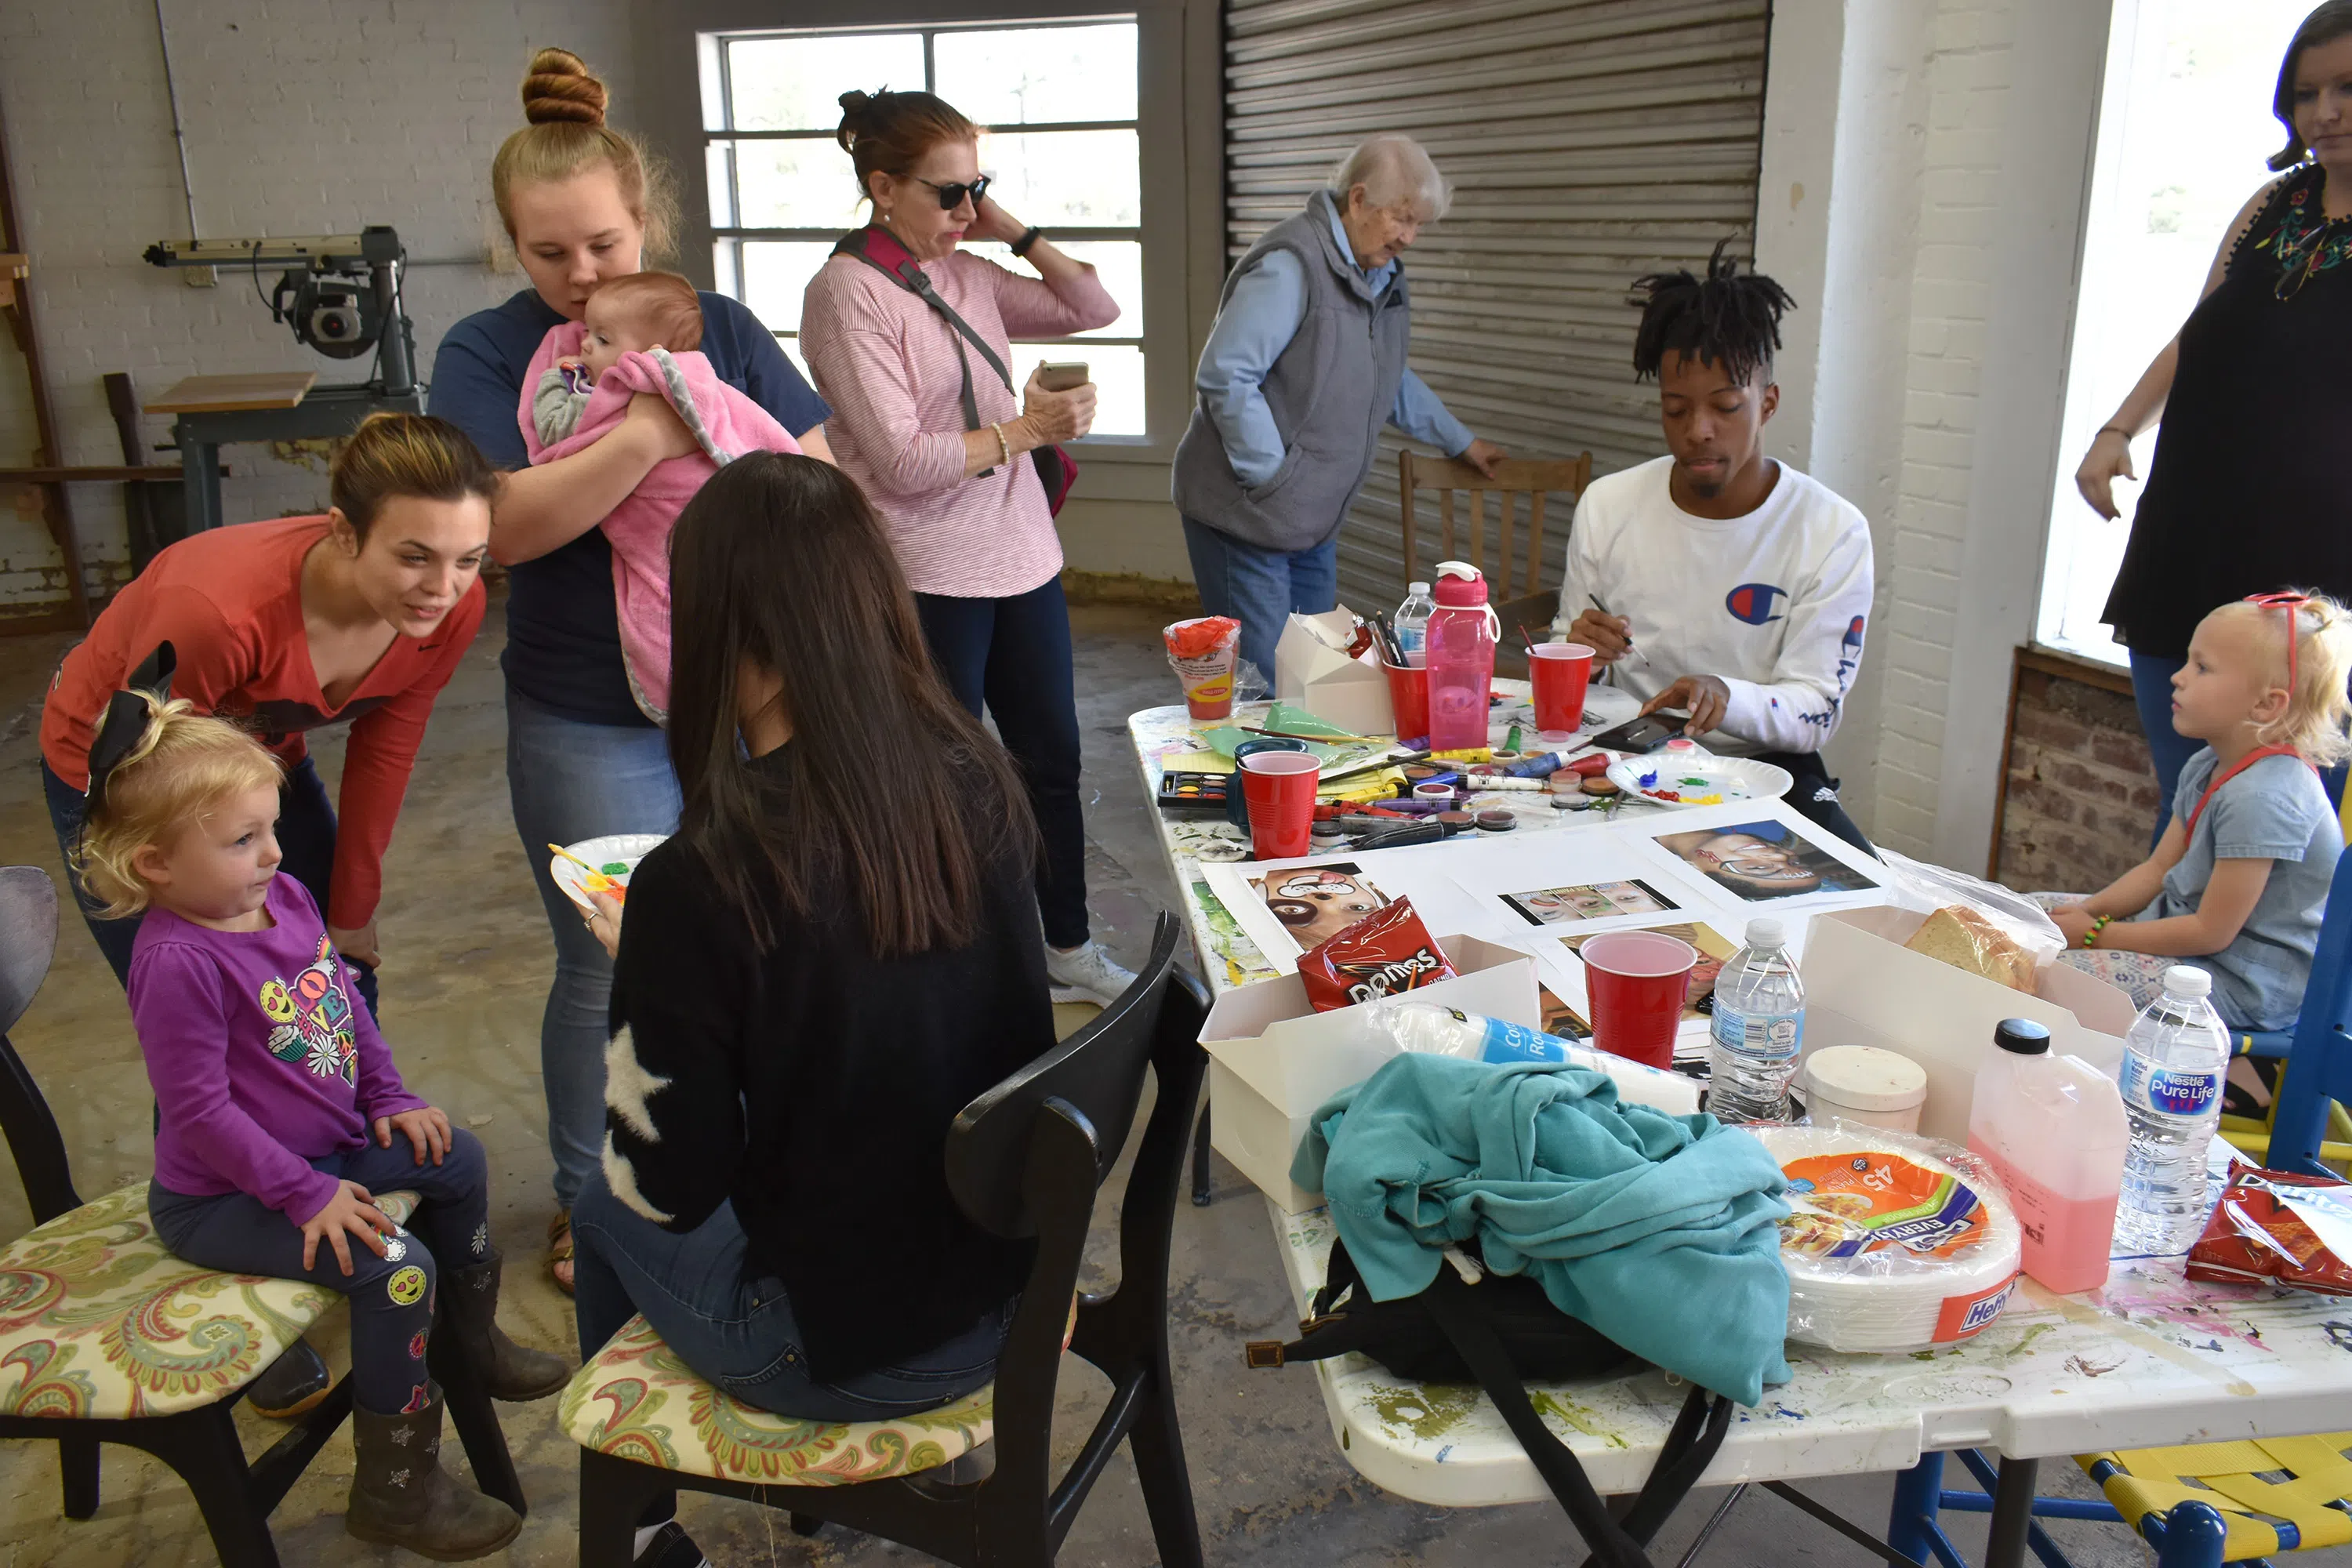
[
  {"x1": 1757, "y1": 0, "x2": 2107, "y2": 864},
  {"x1": 0, "y1": 0, "x2": 637, "y2": 609}
]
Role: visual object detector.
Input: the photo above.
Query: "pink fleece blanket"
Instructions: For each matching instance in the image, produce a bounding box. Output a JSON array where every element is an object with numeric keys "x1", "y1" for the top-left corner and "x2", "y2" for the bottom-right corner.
[{"x1": 519, "y1": 321, "x2": 800, "y2": 720}]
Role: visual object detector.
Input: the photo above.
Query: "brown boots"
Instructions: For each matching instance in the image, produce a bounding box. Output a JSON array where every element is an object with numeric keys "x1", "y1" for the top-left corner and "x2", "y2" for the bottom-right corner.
[
  {"x1": 346, "y1": 1389, "x2": 521, "y2": 1560},
  {"x1": 441, "y1": 1250, "x2": 571, "y2": 1401}
]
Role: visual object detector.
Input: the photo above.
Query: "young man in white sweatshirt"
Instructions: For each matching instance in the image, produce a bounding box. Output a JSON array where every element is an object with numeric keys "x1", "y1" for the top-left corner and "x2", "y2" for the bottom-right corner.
[{"x1": 1550, "y1": 246, "x2": 1876, "y2": 851}]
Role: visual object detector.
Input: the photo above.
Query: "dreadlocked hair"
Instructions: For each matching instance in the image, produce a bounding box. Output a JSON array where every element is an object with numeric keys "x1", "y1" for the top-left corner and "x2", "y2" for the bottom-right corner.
[{"x1": 1629, "y1": 238, "x2": 1795, "y2": 387}]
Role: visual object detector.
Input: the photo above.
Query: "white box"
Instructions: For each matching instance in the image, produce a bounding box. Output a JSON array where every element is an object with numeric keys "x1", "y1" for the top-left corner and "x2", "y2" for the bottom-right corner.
[
  {"x1": 1202, "y1": 933, "x2": 1537, "y2": 1213},
  {"x1": 1798, "y1": 906, "x2": 2135, "y2": 1145},
  {"x1": 1275, "y1": 607, "x2": 1395, "y2": 737}
]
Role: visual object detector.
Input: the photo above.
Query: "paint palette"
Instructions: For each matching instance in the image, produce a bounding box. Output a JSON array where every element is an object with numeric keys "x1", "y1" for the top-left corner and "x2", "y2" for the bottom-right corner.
[
  {"x1": 551, "y1": 833, "x2": 669, "y2": 915},
  {"x1": 1156, "y1": 769, "x2": 1234, "y2": 817},
  {"x1": 1605, "y1": 754, "x2": 1794, "y2": 809}
]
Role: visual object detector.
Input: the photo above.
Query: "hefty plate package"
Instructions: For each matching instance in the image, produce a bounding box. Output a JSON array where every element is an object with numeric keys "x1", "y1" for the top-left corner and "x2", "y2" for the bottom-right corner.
[{"x1": 1200, "y1": 932, "x2": 1536, "y2": 1213}]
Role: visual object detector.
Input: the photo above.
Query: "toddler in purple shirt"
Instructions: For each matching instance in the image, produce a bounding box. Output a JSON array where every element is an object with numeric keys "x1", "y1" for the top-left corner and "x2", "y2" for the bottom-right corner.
[{"x1": 75, "y1": 681, "x2": 564, "y2": 1559}]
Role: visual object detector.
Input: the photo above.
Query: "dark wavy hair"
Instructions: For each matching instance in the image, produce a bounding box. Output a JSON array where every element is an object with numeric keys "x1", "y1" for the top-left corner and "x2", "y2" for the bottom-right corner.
[
  {"x1": 665, "y1": 452, "x2": 1035, "y2": 956},
  {"x1": 2270, "y1": 2, "x2": 2352, "y2": 169},
  {"x1": 1628, "y1": 238, "x2": 1795, "y2": 388}
]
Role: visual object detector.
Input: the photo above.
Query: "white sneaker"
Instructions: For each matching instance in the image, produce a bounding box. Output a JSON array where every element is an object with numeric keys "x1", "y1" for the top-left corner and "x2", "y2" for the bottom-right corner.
[{"x1": 1047, "y1": 940, "x2": 1138, "y2": 1008}]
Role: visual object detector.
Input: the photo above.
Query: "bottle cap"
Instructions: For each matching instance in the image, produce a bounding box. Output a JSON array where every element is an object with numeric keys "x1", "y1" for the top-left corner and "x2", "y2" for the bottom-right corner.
[
  {"x1": 2161, "y1": 965, "x2": 2212, "y2": 999},
  {"x1": 1993, "y1": 1018, "x2": 2051, "y2": 1056},
  {"x1": 1745, "y1": 916, "x2": 1785, "y2": 948},
  {"x1": 1432, "y1": 561, "x2": 1488, "y2": 607},
  {"x1": 1408, "y1": 580, "x2": 1430, "y2": 593}
]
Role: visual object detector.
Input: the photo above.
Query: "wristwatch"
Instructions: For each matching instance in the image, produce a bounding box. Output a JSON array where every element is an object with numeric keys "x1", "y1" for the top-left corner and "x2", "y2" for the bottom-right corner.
[{"x1": 1010, "y1": 226, "x2": 1044, "y2": 258}]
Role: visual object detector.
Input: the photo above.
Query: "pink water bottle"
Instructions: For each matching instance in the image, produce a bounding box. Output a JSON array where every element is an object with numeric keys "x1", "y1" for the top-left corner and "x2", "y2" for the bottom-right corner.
[{"x1": 1425, "y1": 561, "x2": 1497, "y2": 750}]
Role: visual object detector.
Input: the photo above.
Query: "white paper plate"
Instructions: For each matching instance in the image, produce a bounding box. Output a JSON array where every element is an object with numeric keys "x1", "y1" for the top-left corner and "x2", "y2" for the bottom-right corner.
[
  {"x1": 551, "y1": 833, "x2": 668, "y2": 913},
  {"x1": 1606, "y1": 753, "x2": 1793, "y2": 808}
]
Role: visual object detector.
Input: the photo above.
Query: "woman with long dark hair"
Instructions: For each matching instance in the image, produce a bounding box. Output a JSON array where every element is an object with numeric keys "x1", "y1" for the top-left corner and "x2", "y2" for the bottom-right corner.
[
  {"x1": 567, "y1": 452, "x2": 1054, "y2": 1568},
  {"x1": 2073, "y1": 2, "x2": 2352, "y2": 835}
]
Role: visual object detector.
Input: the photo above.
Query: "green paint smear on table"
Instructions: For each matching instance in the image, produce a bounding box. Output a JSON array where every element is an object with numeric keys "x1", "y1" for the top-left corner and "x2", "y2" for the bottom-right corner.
[
  {"x1": 2001, "y1": 1322, "x2": 2056, "y2": 1362},
  {"x1": 1529, "y1": 1391, "x2": 1630, "y2": 1447},
  {"x1": 1368, "y1": 1384, "x2": 1479, "y2": 1442}
]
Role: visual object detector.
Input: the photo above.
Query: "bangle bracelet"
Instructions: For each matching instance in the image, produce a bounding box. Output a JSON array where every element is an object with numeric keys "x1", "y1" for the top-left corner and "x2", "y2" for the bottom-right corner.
[
  {"x1": 989, "y1": 422, "x2": 1011, "y2": 465},
  {"x1": 1010, "y1": 226, "x2": 1043, "y2": 258},
  {"x1": 2082, "y1": 914, "x2": 2111, "y2": 949},
  {"x1": 2097, "y1": 424, "x2": 2134, "y2": 441}
]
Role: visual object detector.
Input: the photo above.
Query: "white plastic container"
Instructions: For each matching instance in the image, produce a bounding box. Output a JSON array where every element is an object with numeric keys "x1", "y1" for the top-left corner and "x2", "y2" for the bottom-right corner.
[
  {"x1": 1965, "y1": 1018, "x2": 2129, "y2": 1294},
  {"x1": 1804, "y1": 1046, "x2": 1928, "y2": 1134}
]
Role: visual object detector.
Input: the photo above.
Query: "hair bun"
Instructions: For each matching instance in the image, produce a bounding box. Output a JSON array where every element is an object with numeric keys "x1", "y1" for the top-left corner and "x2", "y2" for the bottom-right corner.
[
  {"x1": 523, "y1": 47, "x2": 608, "y2": 126},
  {"x1": 837, "y1": 89, "x2": 874, "y2": 144}
]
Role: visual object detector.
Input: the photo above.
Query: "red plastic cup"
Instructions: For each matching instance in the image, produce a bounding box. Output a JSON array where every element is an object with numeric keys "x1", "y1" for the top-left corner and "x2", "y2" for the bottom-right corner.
[
  {"x1": 1579, "y1": 931, "x2": 1697, "y2": 1071},
  {"x1": 1381, "y1": 659, "x2": 1429, "y2": 742},
  {"x1": 1239, "y1": 752, "x2": 1320, "y2": 859},
  {"x1": 1530, "y1": 641, "x2": 1595, "y2": 734}
]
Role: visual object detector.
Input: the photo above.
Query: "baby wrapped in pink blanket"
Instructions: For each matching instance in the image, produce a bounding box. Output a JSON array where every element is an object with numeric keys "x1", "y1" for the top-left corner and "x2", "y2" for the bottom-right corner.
[{"x1": 519, "y1": 273, "x2": 799, "y2": 721}]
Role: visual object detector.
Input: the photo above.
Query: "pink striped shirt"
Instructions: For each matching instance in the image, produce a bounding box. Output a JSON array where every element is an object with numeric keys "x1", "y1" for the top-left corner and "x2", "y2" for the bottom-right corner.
[{"x1": 799, "y1": 249, "x2": 1117, "y2": 597}]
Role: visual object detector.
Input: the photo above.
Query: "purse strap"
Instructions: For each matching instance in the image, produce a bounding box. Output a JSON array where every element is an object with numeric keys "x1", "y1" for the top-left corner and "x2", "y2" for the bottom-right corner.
[
  {"x1": 1418, "y1": 1267, "x2": 1733, "y2": 1568},
  {"x1": 834, "y1": 227, "x2": 1020, "y2": 472}
]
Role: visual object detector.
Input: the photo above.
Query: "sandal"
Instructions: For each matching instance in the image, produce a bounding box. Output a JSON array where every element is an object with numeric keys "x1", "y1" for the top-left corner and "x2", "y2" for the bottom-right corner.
[{"x1": 547, "y1": 1208, "x2": 576, "y2": 1296}]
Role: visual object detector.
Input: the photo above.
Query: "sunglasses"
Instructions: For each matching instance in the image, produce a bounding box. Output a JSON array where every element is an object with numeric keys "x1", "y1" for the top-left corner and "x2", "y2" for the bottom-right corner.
[
  {"x1": 913, "y1": 173, "x2": 991, "y2": 212},
  {"x1": 2246, "y1": 590, "x2": 2314, "y2": 692}
]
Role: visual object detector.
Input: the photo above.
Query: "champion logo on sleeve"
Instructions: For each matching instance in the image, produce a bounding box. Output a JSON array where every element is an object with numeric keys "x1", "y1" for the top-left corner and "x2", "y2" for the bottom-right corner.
[{"x1": 1725, "y1": 583, "x2": 1788, "y2": 625}]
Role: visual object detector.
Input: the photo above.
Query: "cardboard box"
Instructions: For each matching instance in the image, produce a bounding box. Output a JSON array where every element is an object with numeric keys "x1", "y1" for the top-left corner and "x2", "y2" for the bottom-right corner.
[
  {"x1": 1798, "y1": 906, "x2": 2135, "y2": 1145},
  {"x1": 1202, "y1": 934, "x2": 1537, "y2": 1212},
  {"x1": 1276, "y1": 608, "x2": 1395, "y2": 737}
]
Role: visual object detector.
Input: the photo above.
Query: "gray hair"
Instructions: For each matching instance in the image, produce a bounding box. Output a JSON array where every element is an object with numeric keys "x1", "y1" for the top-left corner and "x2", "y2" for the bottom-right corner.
[{"x1": 1327, "y1": 135, "x2": 1451, "y2": 220}]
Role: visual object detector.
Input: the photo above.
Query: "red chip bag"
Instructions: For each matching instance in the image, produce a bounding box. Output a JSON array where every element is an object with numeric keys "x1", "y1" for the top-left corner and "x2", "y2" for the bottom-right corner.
[
  {"x1": 1298, "y1": 897, "x2": 1458, "y2": 1012},
  {"x1": 2185, "y1": 1162, "x2": 2352, "y2": 1298}
]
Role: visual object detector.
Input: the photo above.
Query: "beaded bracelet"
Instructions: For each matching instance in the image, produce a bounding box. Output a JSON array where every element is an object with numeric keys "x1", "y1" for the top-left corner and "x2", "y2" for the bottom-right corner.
[{"x1": 2082, "y1": 914, "x2": 2112, "y2": 949}]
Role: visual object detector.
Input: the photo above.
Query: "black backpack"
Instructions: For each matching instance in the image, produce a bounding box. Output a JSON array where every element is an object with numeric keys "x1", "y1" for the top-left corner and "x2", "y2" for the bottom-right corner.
[{"x1": 1247, "y1": 1239, "x2": 1733, "y2": 1568}]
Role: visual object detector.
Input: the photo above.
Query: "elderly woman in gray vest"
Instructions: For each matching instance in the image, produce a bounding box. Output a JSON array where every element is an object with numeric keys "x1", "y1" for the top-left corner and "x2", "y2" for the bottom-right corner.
[{"x1": 1173, "y1": 134, "x2": 1504, "y2": 677}]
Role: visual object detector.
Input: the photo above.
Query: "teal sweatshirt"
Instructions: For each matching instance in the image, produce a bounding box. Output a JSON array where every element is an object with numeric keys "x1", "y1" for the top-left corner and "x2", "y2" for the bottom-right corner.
[{"x1": 1293, "y1": 1052, "x2": 1792, "y2": 1406}]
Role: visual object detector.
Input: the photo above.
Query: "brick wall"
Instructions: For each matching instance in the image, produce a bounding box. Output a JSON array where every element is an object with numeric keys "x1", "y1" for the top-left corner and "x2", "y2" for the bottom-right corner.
[
  {"x1": 0, "y1": 0, "x2": 636, "y2": 611},
  {"x1": 1994, "y1": 658, "x2": 2161, "y2": 895}
]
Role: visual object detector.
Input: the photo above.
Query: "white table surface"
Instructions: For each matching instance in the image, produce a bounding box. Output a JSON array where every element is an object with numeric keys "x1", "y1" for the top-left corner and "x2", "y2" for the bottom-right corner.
[{"x1": 1128, "y1": 697, "x2": 2352, "y2": 1511}]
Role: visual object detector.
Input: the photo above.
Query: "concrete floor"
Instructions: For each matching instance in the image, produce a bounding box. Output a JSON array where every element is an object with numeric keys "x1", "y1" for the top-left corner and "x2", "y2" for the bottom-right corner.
[{"x1": 0, "y1": 598, "x2": 2298, "y2": 1568}]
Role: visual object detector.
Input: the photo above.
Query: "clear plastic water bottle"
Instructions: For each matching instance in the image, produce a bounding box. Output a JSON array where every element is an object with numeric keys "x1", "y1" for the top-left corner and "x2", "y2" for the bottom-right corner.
[
  {"x1": 1394, "y1": 581, "x2": 1436, "y2": 667},
  {"x1": 1708, "y1": 916, "x2": 1805, "y2": 1123},
  {"x1": 2113, "y1": 966, "x2": 2230, "y2": 1255}
]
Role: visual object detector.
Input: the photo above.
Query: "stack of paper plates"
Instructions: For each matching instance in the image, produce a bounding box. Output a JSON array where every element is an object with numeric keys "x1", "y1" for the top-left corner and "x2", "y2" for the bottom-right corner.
[{"x1": 1752, "y1": 1123, "x2": 2024, "y2": 1353}]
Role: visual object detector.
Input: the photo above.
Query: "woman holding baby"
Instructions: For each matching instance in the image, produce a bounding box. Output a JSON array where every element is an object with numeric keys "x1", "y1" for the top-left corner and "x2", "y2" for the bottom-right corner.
[{"x1": 430, "y1": 49, "x2": 832, "y2": 1292}]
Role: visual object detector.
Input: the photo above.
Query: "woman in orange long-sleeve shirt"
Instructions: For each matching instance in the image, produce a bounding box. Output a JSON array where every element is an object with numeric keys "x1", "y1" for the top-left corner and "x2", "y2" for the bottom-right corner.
[{"x1": 41, "y1": 413, "x2": 494, "y2": 1016}]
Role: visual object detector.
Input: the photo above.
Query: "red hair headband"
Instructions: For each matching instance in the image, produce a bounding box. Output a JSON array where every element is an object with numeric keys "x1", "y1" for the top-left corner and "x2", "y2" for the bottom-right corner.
[{"x1": 2245, "y1": 591, "x2": 2311, "y2": 696}]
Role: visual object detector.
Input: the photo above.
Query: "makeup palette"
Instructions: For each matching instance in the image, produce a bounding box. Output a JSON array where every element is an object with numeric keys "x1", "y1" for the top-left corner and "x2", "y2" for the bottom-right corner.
[{"x1": 1156, "y1": 770, "x2": 1234, "y2": 816}]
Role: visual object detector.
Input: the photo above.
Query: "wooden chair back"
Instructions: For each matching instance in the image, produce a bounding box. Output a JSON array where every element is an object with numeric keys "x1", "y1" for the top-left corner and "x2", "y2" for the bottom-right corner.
[{"x1": 1399, "y1": 450, "x2": 1594, "y2": 602}]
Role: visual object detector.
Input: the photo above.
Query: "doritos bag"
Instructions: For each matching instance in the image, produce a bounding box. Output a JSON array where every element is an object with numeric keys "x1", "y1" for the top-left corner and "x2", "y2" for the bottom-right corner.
[{"x1": 1298, "y1": 898, "x2": 1458, "y2": 1012}]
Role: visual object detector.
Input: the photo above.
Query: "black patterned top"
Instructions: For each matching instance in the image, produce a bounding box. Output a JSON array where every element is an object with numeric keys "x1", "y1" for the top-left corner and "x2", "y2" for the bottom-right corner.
[{"x1": 2103, "y1": 167, "x2": 2352, "y2": 658}]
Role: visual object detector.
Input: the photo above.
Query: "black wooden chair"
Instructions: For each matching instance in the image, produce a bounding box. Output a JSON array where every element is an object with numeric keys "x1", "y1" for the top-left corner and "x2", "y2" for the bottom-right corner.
[
  {"x1": 0, "y1": 865, "x2": 524, "y2": 1566},
  {"x1": 563, "y1": 912, "x2": 1208, "y2": 1566}
]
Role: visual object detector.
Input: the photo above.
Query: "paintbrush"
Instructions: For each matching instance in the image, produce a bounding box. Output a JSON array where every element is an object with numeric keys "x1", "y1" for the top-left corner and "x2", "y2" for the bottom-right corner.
[
  {"x1": 547, "y1": 842, "x2": 622, "y2": 894},
  {"x1": 1586, "y1": 593, "x2": 1651, "y2": 667}
]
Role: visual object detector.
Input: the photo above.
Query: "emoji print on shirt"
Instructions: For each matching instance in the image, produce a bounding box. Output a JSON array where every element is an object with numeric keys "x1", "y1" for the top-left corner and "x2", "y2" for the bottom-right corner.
[{"x1": 260, "y1": 934, "x2": 358, "y2": 1085}]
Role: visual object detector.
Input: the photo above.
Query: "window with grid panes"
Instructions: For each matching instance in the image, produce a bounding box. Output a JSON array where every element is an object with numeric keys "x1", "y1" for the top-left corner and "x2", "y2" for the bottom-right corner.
[{"x1": 702, "y1": 20, "x2": 1145, "y2": 437}]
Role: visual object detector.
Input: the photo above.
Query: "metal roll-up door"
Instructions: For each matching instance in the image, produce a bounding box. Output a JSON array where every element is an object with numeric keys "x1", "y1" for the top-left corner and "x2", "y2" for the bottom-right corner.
[{"x1": 1221, "y1": 0, "x2": 1770, "y2": 614}]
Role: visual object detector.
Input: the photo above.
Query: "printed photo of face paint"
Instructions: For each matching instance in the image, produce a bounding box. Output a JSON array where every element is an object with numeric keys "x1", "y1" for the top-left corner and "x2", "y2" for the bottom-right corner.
[
  {"x1": 1245, "y1": 861, "x2": 1392, "y2": 950},
  {"x1": 1653, "y1": 819, "x2": 1880, "y2": 902},
  {"x1": 1501, "y1": 878, "x2": 1682, "y2": 927}
]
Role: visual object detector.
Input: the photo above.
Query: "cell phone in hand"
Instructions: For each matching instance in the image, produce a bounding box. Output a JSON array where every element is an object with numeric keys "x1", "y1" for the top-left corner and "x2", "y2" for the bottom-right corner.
[
  {"x1": 1036, "y1": 361, "x2": 1090, "y2": 393},
  {"x1": 1590, "y1": 713, "x2": 1689, "y2": 753}
]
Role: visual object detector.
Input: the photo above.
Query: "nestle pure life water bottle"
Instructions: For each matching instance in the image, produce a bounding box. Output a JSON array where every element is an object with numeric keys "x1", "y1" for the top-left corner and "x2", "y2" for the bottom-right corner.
[
  {"x1": 2112, "y1": 965, "x2": 2231, "y2": 1254},
  {"x1": 1708, "y1": 916, "x2": 1805, "y2": 1123}
]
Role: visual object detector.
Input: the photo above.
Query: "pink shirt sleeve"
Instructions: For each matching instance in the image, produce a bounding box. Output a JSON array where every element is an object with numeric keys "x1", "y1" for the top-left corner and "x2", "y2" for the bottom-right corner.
[
  {"x1": 980, "y1": 256, "x2": 1120, "y2": 339},
  {"x1": 800, "y1": 273, "x2": 972, "y2": 497}
]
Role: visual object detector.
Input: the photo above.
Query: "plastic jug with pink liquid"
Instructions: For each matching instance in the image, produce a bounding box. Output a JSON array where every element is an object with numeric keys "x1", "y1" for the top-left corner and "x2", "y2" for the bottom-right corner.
[
  {"x1": 1424, "y1": 561, "x2": 1498, "y2": 750},
  {"x1": 1965, "y1": 1018, "x2": 2128, "y2": 1294}
]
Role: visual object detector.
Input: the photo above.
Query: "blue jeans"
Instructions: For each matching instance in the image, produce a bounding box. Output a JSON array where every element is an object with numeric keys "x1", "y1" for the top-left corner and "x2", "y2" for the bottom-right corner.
[
  {"x1": 151, "y1": 1130, "x2": 492, "y2": 1415},
  {"x1": 570, "y1": 1172, "x2": 1008, "y2": 1422},
  {"x1": 41, "y1": 755, "x2": 379, "y2": 1018},
  {"x1": 913, "y1": 578, "x2": 1089, "y2": 948},
  {"x1": 504, "y1": 688, "x2": 681, "y2": 1210},
  {"x1": 2130, "y1": 650, "x2": 2347, "y2": 845},
  {"x1": 1181, "y1": 517, "x2": 1340, "y2": 682}
]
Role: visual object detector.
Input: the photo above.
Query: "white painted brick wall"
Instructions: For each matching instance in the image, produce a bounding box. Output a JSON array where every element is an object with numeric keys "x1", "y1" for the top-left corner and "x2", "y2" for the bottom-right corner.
[
  {"x1": 1864, "y1": 0, "x2": 2021, "y2": 855},
  {"x1": 0, "y1": 0, "x2": 637, "y2": 610}
]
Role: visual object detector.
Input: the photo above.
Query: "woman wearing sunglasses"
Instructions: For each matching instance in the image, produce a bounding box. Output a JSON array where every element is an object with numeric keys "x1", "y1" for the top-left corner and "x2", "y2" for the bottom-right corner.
[{"x1": 800, "y1": 87, "x2": 1135, "y2": 1007}]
